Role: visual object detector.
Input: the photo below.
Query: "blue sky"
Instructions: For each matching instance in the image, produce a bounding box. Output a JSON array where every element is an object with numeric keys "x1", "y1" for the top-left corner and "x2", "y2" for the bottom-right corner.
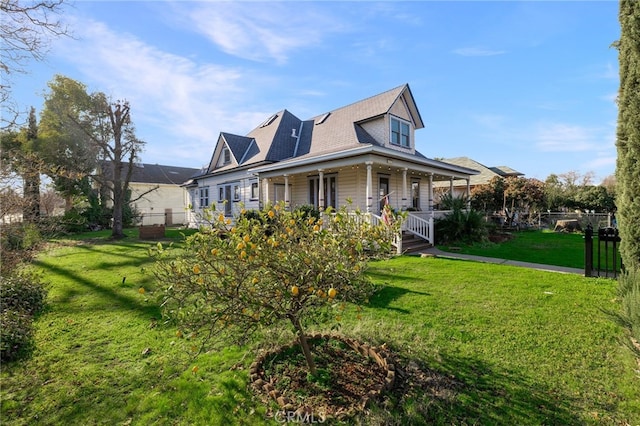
[{"x1": 10, "y1": 1, "x2": 620, "y2": 183}]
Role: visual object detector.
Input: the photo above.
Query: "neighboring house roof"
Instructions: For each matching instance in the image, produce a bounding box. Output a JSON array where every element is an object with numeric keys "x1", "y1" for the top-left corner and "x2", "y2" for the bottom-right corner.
[
  {"x1": 101, "y1": 161, "x2": 201, "y2": 185},
  {"x1": 441, "y1": 157, "x2": 523, "y2": 186}
]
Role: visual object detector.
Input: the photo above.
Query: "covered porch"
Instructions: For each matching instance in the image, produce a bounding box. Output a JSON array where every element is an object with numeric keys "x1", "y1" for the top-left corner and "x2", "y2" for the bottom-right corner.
[{"x1": 250, "y1": 147, "x2": 478, "y2": 246}]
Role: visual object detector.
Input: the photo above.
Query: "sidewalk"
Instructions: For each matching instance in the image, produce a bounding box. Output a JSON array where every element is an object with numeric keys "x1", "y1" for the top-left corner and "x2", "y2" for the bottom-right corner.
[{"x1": 420, "y1": 247, "x2": 585, "y2": 275}]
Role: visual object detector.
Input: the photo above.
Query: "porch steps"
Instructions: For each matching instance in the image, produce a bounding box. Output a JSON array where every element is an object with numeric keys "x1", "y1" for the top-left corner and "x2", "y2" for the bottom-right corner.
[{"x1": 401, "y1": 231, "x2": 432, "y2": 254}]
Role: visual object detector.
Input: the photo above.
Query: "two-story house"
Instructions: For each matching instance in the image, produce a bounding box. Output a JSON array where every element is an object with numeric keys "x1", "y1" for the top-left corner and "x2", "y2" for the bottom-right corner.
[{"x1": 184, "y1": 84, "x2": 478, "y2": 243}]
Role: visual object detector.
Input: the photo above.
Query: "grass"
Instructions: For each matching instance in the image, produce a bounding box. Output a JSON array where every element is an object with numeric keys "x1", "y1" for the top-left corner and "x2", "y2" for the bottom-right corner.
[
  {"x1": 1, "y1": 229, "x2": 638, "y2": 425},
  {"x1": 438, "y1": 229, "x2": 622, "y2": 271}
]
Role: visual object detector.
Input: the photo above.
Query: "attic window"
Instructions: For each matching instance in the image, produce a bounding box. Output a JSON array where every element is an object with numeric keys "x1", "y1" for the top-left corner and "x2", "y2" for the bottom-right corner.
[
  {"x1": 390, "y1": 117, "x2": 411, "y2": 148},
  {"x1": 219, "y1": 146, "x2": 231, "y2": 166},
  {"x1": 260, "y1": 114, "x2": 278, "y2": 128},
  {"x1": 316, "y1": 112, "x2": 331, "y2": 125}
]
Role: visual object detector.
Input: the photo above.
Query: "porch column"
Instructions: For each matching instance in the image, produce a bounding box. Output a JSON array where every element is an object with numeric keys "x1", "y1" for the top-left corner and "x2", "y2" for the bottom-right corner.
[
  {"x1": 256, "y1": 176, "x2": 262, "y2": 210},
  {"x1": 466, "y1": 178, "x2": 471, "y2": 209},
  {"x1": 365, "y1": 161, "x2": 373, "y2": 213},
  {"x1": 284, "y1": 174, "x2": 290, "y2": 211},
  {"x1": 428, "y1": 173, "x2": 434, "y2": 211},
  {"x1": 449, "y1": 177, "x2": 454, "y2": 196},
  {"x1": 263, "y1": 178, "x2": 270, "y2": 205},
  {"x1": 318, "y1": 169, "x2": 325, "y2": 211},
  {"x1": 401, "y1": 168, "x2": 408, "y2": 210}
]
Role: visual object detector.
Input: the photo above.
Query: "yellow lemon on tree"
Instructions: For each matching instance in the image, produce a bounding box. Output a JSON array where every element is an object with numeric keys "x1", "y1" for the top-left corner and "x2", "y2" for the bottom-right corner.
[
  {"x1": 291, "y1": 286, "x2": 299, "y2": 296},
  {"x1": 193, "y1": 265, "x2": 201, "y2": 274},
  {"x1": 328, "y1": 288, "x2": 337, "y2": 299}
]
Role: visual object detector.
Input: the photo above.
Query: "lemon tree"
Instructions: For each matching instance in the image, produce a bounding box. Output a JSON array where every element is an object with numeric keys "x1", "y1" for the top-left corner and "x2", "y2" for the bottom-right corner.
[{"x1": 150, "y1": 202, "x2": 399, "y2": 374}]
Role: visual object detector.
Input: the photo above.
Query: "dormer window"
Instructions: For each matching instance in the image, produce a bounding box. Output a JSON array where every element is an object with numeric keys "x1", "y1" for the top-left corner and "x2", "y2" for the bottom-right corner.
[
  {"x1": 220, "y1": 146, "x2": 231, "y2": 166},
  {"x1": 391, "y1": 117, "x2": 411, "y2": 148}
]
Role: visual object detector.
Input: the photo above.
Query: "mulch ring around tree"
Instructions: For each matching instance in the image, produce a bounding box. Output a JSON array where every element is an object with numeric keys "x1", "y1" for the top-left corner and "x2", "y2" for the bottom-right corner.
[{"x1": 250, "y1": 334, "x2": 396, "y2": 422}]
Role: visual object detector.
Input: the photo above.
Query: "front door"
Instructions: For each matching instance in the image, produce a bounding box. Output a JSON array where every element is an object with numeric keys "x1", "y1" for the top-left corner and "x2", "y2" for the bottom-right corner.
[{"x1": 379, "y1": 176, "x2": 389, "y2": 214}]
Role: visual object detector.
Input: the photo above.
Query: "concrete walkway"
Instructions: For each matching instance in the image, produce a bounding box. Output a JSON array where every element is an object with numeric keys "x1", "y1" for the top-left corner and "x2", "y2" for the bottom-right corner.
[{"x1": 419, "y1": 247, "x2": 585, "y2": 275}]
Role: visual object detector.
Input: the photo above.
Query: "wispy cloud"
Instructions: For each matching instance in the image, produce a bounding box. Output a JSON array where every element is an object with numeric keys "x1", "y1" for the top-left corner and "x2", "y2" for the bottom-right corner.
[
  {"x1": 534, "y1": 123, "x2": 600, "y2": 152},
  {"x1": 55, "y1": 19, "x2": 272, "y2": 165},
  {"x1": 452, "y1": 47, "x2": 506, "y2": 57},
  {"x1": 182, "y1": 2, "x2": 348, "y2": 64}
]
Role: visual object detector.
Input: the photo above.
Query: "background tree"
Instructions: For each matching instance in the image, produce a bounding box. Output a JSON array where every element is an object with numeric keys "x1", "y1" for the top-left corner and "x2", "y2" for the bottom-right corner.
[
  {"x1": 572, "y1": 186, "x2": 616, "y2": 212},
  {"x1": 91, "y1": 98, "x2": 145, "y2": 238},
  {"x1": 1, "y1": 0, "x2": 70, "y2": 128},
  {"x1": 38, "y1": 76, "x2": 145, "y2": 238},
  {"x1": 39, "y1": 75, "x2": 99, "y2": 212},
  {"x1": 0, "y1": 108, "x2": 43, "y2": 223},
  {"x1": 470, "y1": 176, "x2": 504, "y2": 212},
  {"x1": 151, "y1": 204, "x2": 398, "y2": 375},
  {"x1": 615, "y1": 0, "x2": 640, "y2": 349}
]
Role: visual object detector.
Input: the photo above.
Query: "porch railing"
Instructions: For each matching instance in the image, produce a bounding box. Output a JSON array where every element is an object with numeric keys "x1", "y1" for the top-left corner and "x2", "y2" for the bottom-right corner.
[{"x1": 403, "y1": 212, "x2": 434, "y2": 245}]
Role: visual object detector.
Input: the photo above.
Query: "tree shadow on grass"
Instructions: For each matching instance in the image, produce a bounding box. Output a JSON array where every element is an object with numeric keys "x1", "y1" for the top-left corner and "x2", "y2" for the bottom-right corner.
[
  {"x1": 366, "y1": 350, "x2": 582, "y2": 425},
  {"x1": 368, "y1": 285, "x2": 431, "y2": 314},
  {"x1": 32, "y1": 258, "x2": 158, "y2": 320}
]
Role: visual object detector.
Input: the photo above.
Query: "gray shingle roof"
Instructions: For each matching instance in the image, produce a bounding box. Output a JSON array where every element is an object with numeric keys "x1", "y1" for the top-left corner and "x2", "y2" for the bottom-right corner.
[
  {"x1": 102, "y1": 162, "x2": 201, "y2": 185},
  {"x1": 442, "y1": 157, "x2": 523, "y2": 185},
  {"x1": 208, "y1": 84, "x2": 425, "y2": 171}
]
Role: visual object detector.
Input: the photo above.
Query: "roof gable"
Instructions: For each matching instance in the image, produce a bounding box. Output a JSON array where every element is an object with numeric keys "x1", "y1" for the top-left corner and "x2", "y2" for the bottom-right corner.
[{"x1": 202, "y1": 84, "x2": 427, "y2": 175}]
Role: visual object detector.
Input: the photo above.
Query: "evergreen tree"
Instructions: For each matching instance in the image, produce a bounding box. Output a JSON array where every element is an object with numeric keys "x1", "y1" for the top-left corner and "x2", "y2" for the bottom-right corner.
[
  {"x1": 615, "y1": 0, "x2": 640, "y2": 350},
  {"x1": 615, "y1": 0, "x2": 640, "y2": 271}
]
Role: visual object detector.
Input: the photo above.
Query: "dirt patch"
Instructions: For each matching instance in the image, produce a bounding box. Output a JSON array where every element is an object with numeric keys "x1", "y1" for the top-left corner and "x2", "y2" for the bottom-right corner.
[
  {"x1": 488, "y1": 233, "x2": 514, "y2": 244},
  {"x1": 250, "y1": 335, "x2": 462, "y2": 422}
]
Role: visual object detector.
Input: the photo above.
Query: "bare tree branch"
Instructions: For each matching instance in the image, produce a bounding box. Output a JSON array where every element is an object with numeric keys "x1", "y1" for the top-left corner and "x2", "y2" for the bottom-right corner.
[{"x1": 1, "y1": 0, "x2": 71, "y2": 129}]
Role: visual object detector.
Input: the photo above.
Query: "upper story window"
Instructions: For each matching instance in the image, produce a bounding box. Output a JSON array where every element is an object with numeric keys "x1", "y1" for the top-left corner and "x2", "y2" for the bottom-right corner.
[
  {"x1": 221, "y1": 146, "x2": 231, "y2": 165},
  {"x1": 391, "y1": 117, "x2": 411, "y2": 148}
]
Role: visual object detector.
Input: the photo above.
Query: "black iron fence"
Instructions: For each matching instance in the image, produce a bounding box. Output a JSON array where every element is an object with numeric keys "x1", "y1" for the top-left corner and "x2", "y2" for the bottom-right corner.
[{"x1": 584, "y1": 224, "x2": 622, "y2": 278}]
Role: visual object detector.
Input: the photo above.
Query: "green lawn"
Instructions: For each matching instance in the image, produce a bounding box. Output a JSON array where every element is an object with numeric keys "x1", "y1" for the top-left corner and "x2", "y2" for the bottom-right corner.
[
  {"x1": 1, "y1": 230, "x2": 638, "y2": 425},
  {"x1": 439, "y1": 230, "x2": 622, "y2": 271}
]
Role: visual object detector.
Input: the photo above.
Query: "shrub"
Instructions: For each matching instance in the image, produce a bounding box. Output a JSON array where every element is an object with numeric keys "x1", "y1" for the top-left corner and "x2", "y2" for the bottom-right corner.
[
  {"x1": 0, "y1": 272, "x2": 48, "y2": 362},
  {"x1": 0, "y1": 272, "x2": 48, "y2": 315},
  {"x1": 435, "y1": 208, "x2": 487, "y2": 245},
  {"x1": 0, "y1": 309, "x2": 35, "y2": 362},
  {"x1": 618, "y1": 270, "x2": 640, "y2": 354},
  {"x1": 150, "y1": 202, "x2": 399, "y2": 374}
]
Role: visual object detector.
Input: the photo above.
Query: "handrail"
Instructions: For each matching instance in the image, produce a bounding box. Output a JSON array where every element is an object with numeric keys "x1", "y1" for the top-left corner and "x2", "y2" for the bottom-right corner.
[{"x1": 403, "y1": 213, "x2": 434, "y2": 245}]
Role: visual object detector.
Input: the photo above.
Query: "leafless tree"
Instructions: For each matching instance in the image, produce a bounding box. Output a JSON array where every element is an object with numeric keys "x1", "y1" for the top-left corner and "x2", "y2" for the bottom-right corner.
[{"x1": 1, "y1": 0, "x2": 70, "y2": 128}]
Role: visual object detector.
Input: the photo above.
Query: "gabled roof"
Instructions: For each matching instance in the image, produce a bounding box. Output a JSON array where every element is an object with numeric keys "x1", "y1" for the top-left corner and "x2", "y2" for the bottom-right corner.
[
  {"x1": 443, "y1": 157, "x2": 523, "y2": 185},
  {"x1": 203, "y1": 84, "x2": 429, "y2": 177},
  {"x1": 301, "y1": 84, "x2": 421, "y2": 158},
  {"x1": 101, "y1": 161, "x2": 201, "y2": 185}
]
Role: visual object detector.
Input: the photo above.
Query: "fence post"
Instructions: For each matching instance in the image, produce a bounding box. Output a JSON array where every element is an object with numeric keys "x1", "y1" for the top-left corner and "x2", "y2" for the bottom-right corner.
[{"x1": 584, "y1": 224, "x2": 593, "y2": 277}]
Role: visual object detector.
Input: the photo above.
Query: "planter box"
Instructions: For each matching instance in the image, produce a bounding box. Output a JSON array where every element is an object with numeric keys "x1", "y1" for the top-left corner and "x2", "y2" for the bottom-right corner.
[{"x1": 139, "y1": 225, "x2": 165, "y2": 239}]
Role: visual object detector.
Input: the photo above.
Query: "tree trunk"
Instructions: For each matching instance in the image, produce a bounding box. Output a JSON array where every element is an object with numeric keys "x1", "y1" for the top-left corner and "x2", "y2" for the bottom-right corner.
[
  {"x1": 291, "y1": 316, "x2": 317, "y2": 376},
  {"x1": 111, "y1": 181, "x2": 124, "y2": 238},
  {"x1": 23, "y1": 170, "x2": 40, "y2": 223}
]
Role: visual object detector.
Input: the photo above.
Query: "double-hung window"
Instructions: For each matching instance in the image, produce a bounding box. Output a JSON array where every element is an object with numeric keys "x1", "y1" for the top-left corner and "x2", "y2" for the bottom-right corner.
[
  {"x1": 391, "y1": 117, "x2": 411, "y2": 148},
  {"x1": 199, "y1": 187, "x2": 209, "y2": 208}
]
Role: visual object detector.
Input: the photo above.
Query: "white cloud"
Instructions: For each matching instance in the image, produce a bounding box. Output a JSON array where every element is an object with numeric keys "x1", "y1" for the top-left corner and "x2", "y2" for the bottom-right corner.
[
  {"x1": 452, "y1": 47, "x2": 506, "y2": 57},
  {"x1": 535, "y1": 123, "x2": 599, "y2": 152},
  {"x1": 183, "y1": 2, "x2": 348, "y2": 64},
  {"x1": 54, "y1": 19, "x2": 275, "y2": 166}
]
